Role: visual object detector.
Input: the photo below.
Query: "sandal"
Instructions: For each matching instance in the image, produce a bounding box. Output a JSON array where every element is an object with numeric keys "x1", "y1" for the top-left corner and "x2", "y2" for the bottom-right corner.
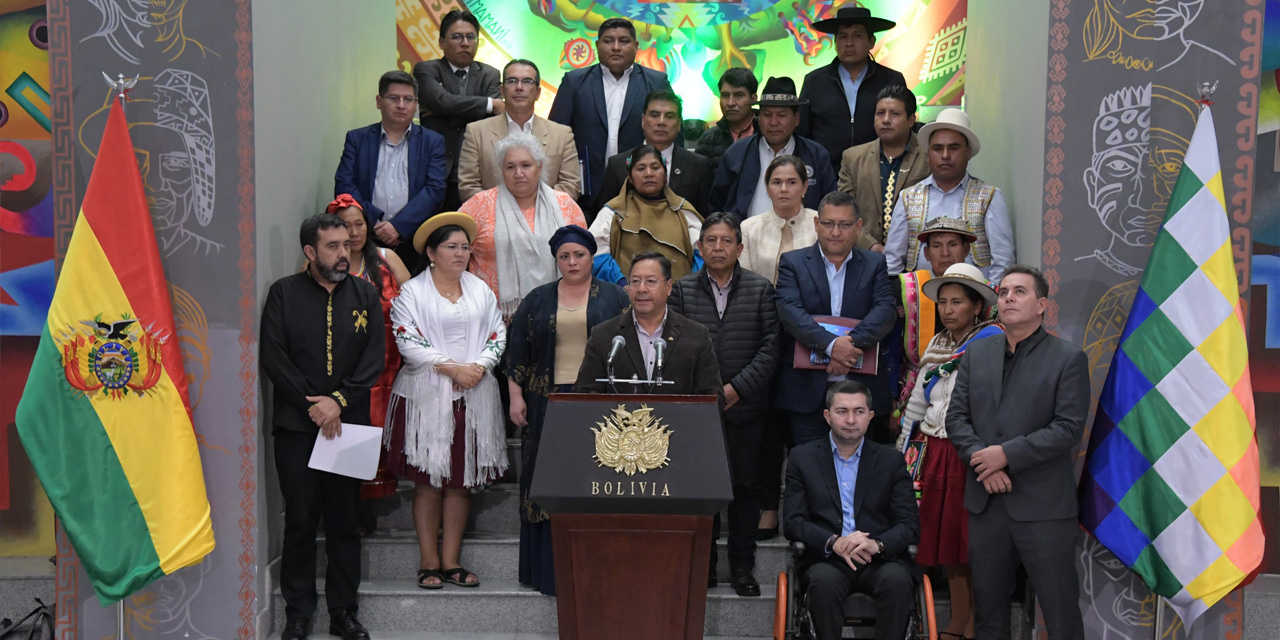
[
  {"x1": 442, "y1": 566, "x2": 480, "y2": 588},
  {"x1": 417, "y1": 568, "x2": 444, "y2": 590}
]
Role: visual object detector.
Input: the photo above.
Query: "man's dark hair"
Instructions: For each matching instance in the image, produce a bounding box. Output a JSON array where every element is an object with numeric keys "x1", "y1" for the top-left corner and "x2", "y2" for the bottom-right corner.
[
  {"x1": 644, "y1": 89, "x2": 683, "y2": 119},
  {"x1": 764, "y1": 154, "x2": 807, "y2": 185},
  {"x1": 439, "y1": 9, "x2": 480, "y2": 36},
  {"x1": 379, "y1": 70, "x2": 417, "y2": 96},
  {"x1": 300, "y1": 213, "x2": 348, "y2": 249},
  {"x1": 503, "y1": 58, "x2": 541, "y2": 83},
  {"x1": 718, "y1": 68, "x2": 758, "y2": 95},
  {"x1": 1002, "y1": 264, "x2": 1050, "y2": 299},
  {"x1": 598, "y1": 17, "x2": 636, "y2": 40},
  {"x1": 630, "y1": 250, "x2": 672, "y2": 281},
  {"x1": 876, "y1": 84, "x2": 917, "y2": 116},
  {"x1": 825, "y1": 380, "x2": 873, "y2": 411},
  {"x1": 699, "y1": 212, "x2": 742, "y2": 244},
  {"x1": 817, "y1": 190, "x2": 857, "y2": 217}
]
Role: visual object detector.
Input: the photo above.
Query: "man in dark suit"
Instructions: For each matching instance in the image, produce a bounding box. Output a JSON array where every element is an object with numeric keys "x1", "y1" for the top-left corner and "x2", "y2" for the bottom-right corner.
[
  {"x1": 784, "y1": 380, "x2": 920, "y2": 640},
  {"x1": 412, "y1": 10, "x2": 502, "y2": 212},
  {"x1": 946, "y1": 264, "x2": 1090, "y2": 640},
  {"x1": 335, "y1": 70, "x2": 447, "y2": 274},
  {"x1": 798, "y1": 6, "x2": 906, "y2": 173},
  {"x1": 775, "y1": 191, "x2": 896, "y2": 447},
  {"x1": 708, "y1": 77, "x2": 837, "y2": 219},
  {"x1": 548, "y1": 17, "x2": 677, "y2": 214},
  {"x1": 575, "y1": 251, "x2": 721, "y2": 397},
  {"x1": 597, "y1": 90, "x2": 713, "y2": 220},
  {"x1": 668, "y1": 213, "x2": 780, "y2": 596}
]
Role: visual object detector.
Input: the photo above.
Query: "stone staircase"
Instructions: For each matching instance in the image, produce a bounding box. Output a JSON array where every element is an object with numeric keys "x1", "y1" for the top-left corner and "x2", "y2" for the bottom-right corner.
[{"x1": 267, "y1": 438, "x2": 1027, "y2": 639}]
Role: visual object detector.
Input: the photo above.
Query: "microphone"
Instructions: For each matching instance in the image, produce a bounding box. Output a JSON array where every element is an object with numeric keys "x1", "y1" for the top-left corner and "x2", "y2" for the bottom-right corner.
[
  {"x1": 653, "y1": 338, "x2": 666, "y2": 381},
  {"x1": 607, "y1": 335, "x2": 626, "y2": 368}
]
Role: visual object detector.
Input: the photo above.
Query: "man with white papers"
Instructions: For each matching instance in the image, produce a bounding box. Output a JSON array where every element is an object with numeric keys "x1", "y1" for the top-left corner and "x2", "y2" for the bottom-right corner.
[{"x1": 260, "y1": 215, "x2": 385, "y2": 640}]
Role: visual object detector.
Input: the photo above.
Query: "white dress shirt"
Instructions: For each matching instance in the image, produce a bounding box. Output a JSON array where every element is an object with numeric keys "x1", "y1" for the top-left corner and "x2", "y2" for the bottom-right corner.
[
  {"x1": 506, "y1": 113, "x2": 534, "y2": 136},
  {"x1": 821, "y1": 250, "x2": 853, "y2": 382},
  {"x1": 883, "y1": 172, "x2": 1015, "y2": 283},
  {"x1": 633, "y1": 308, "x2": 668, "y2": 379},
  {"x1": 740, "y1": 207, "x2": 819, "y2": 284},
  {"x1": 602, "y1": 65, "x2": 633, "y2": 159},
  {"x1": 372, "y1": 125, "x2": 411, "y2": 220},
  {"x1": 747, "y1": 136, "x2": 797, "y2": 217}
]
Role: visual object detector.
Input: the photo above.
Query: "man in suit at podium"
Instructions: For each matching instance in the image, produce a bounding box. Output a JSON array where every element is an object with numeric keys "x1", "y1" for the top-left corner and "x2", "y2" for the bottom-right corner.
[
  {"x1": 575, "y1": 251, "x2": 721, "y2": 397},
  {"x1": 784, "y1": 380, "x2": 919, "y2": 640}
]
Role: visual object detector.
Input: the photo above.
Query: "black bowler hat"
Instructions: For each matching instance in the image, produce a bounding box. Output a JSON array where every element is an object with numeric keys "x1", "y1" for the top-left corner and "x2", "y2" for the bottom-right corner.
[
  {"x1": 812, "y1": 6, "x2": 897, "y2": 35},
  {"x1": 757, "y1": 77, "x2": 808, "y2": 108}
]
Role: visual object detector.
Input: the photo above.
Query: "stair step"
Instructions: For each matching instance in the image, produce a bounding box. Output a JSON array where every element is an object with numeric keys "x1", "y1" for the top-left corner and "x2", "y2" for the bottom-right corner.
[
  {"x1": 319, "y1": 530, "x2": 791, "y2": 583},
  {"x1": 271, "y1": 578, "x2": 778, "y2": 636},
  {"x1": 0, "y1": 557, "x2": 55, "y2": 621},
  {"x1": 373, "y1": 483, "x2": 522, "y2": 534},
  {"x1": 267, "y1": 633, "x2": 764, "y2": 639}
]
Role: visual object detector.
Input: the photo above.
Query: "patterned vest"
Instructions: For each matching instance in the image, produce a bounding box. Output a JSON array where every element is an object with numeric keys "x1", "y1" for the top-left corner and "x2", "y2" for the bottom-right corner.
[{"x1": 902, "y1": 176, "x2": 996, "y2": 270}]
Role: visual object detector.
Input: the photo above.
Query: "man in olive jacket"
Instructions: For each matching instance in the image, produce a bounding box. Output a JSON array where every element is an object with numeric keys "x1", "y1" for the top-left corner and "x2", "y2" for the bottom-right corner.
[{"x1": 669, "y1": 212, "x2": 780, "y2": 596}]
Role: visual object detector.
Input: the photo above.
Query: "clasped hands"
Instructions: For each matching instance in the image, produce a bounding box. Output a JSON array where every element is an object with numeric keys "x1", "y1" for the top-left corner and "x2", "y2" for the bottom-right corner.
[
  {"x1": 826, "y1": 336, "x2": 863, "y2": 376},
  {"x1": 437, "y1": 361, "x2": 485, "y2": 392},
  {"x1": 306, "y1": 395, "x2": 342, "y2": 440},
  {"x1": 971, "y1": 444, "x2": 1012, "y2": 494},
  {"x1": 831, "y1": 530, "x2": 879, "y2": 571}
]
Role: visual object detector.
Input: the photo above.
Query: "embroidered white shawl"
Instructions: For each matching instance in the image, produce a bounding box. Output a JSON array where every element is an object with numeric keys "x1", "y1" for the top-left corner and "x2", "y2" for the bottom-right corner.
[{"x1": 386, "y1": 270, "x2": 508, "y2": 487}]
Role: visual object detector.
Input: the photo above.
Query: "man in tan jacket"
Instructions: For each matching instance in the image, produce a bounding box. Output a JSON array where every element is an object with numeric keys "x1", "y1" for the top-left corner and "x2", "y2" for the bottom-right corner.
[
  {"x1": 457, "y1": 59, "x2": 581, "y2": 202},
  {"x1": 837, "y1": 85, "x2": 929, "y2": 251}
]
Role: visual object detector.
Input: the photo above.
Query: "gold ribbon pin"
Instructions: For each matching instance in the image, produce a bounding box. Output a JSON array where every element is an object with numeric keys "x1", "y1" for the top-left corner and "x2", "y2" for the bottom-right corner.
[{"x1": 353, "y1": 310, "x2": 369, "y2": 332}]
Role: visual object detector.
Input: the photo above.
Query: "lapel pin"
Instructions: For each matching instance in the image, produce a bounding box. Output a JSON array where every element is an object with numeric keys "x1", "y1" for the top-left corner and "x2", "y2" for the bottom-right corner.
[{"x1": 674, "y1": 168, "x2": 682, "y2": 175}]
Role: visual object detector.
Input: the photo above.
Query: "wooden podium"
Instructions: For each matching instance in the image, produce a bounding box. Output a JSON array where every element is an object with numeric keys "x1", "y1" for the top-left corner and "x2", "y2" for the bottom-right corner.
[{"x1": 530, "y1": 394, "x2": 733, "y2": 640}]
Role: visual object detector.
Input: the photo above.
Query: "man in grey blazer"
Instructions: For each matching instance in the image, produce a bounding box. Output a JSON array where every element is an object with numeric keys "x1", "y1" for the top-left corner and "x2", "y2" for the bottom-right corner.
[
  {"x1": 413, "y1": 10, "x2": 502, "y2": 211},
  {"x1": 945, "y1": 264, "x2": 1090, "y2": 640}
]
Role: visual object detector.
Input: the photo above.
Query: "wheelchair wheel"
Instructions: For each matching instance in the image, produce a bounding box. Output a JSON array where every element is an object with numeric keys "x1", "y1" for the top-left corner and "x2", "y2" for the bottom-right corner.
[{"x1": 914, "y1": 573, "x2": 938, "y2": 640}]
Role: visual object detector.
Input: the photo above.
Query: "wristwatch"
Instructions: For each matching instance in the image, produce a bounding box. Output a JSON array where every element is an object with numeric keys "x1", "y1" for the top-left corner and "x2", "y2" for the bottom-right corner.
[
  {"x1": 874, "y1": 539, "x2": 885, "y2": 555},
  {"x1": 825, "y1": 534, "x2": 838, "y2": 554}
]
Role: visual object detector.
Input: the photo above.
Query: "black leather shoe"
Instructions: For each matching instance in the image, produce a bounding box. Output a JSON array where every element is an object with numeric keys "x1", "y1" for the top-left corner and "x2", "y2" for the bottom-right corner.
[
  {"x1": 328, "y1": 610, "x2": 370, "y2": 640},
  {"x1": 281, "y1": 617, "x2": 309, "y2": 640},
  {"x1": 731, "y1": 569, "x2": 761, "y2": 597}
]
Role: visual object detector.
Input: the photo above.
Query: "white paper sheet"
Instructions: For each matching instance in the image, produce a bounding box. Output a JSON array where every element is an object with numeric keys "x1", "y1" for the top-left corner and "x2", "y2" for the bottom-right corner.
[{"x1": 307, "y1": 423, "x2": 382, "y2": 480}]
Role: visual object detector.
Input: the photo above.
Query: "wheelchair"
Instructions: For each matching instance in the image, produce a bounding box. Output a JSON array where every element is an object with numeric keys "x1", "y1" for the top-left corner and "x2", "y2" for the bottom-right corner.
[{"x1": 773, "y1": 541, "x2": 937, "y2": 640}]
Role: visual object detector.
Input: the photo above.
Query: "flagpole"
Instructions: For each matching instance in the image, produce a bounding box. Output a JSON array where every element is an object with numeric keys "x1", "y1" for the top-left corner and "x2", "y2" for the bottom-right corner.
[
  {"x1": 1153, "y1": 596, "x2": 1166, "y2": 640},
  {"x1": 117, "y1": 600, "x2": 125, "y2": 639}
]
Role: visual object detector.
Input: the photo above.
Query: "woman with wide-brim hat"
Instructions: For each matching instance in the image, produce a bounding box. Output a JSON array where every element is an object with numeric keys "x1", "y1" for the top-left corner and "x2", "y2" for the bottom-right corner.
[
  {"x1": 385, "y1": 212, "x2": 508, "y2": 590},
  {"x1": 898, "y1": 262, "x2": 1001, "y2": 640}
]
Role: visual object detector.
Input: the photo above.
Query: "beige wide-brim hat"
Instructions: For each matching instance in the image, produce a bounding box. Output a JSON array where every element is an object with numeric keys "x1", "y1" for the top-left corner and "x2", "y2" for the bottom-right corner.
[
  {"x1": 412, "y1": 212, "x2": 478, "y2": 255},
  {"x1": 918, "y1": 108, "x2": 981, "y2": 158},
  {"x1": 922, "y1": 263, "x2": 997, "y2": 308}
]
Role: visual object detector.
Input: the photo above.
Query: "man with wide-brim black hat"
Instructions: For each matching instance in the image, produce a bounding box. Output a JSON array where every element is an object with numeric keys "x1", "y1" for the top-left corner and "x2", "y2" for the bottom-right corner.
[
  {"x1": 797, "y1": 6, "x2": 907, "y2": 174},
  {"x1": 708, "y1": 76, "x2": 837, "y2": 219}
]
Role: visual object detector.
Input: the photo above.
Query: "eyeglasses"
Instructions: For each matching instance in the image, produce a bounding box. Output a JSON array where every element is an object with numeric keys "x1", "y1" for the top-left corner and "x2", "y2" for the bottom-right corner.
[
  {"x1": 447, "y1": 33, "x2": 478, "y2": 42},
  {"x1": 628, "y1": 277, "x2": 666, "y2": 289},
  {"x1": 380, "y1": 95, "x2": 417, "y2": 105},
  {"x1": 504, "y1": 77, "x2": 538, "y2": 87},
  {"x1": 818, "y1": 220, "x2": 858, "y2": 231},
  {"x1": 438, "y1": 243, "x2": 471, "y2": 253}
]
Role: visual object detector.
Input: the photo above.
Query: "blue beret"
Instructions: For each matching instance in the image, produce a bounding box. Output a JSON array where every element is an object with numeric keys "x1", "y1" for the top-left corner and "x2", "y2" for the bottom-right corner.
[{"x1": 548, "y1": 224, "x2": 597, "y2": 257}]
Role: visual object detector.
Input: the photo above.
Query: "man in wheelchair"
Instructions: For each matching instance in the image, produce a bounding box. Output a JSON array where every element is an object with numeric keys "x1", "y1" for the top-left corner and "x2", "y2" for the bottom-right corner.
[{"x1": 784, "y1": 380, "x2": 921, "y2": 640}]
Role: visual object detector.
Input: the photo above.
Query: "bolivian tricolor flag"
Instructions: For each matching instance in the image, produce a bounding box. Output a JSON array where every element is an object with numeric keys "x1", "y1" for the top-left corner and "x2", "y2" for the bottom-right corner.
[{"x1": 15, "y1": 99, "x2": 214, "y2": 603}]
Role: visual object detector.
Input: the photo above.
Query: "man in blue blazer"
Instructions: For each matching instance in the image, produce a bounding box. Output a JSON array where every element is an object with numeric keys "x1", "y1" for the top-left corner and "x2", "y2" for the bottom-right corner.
[
  {"x1": 775, "y1": 191, "x2": 896, "y2": 447},
  {"x1": 548, "y1": 17, "x2": 676, "y2": 218},
  {"x1": 708, "y1": 77, "x2": 837, "y2": 219},
  {"x1": 335, "y1": 70, "x2": 447, "y2": 273}
]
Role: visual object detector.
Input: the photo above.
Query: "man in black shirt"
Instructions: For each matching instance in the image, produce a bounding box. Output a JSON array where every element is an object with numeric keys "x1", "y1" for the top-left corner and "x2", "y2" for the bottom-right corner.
[{"x1": 261, "y1": 214, "x2": 385, "y2": 640}]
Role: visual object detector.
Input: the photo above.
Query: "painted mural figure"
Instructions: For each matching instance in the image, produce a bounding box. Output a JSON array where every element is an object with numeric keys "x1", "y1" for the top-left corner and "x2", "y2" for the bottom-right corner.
[{"x1": 1083, "y1": 0, "x2": 1234, "y2": 71}]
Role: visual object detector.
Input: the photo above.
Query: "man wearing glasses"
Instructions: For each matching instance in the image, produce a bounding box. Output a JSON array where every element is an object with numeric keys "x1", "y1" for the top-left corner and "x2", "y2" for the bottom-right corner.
[
  {"x1": 335, "y1": 70, "x2": 447, "y2": 275},
  {"x1": 574, "y1": 251, "x2": 721, "y2": 398},
  {"x1": 776, "y1": 191, "x2": 896, "y2": 447},
  {"x1": 413, "y1": 10, "x2": 503, "y2": 212},
  {"x1": 456, "y1": 59, "x2": 581, "y2": 202}
]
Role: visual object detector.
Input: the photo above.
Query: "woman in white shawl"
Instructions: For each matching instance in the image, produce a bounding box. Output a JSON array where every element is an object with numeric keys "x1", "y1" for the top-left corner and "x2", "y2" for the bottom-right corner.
[{"x1": 385, "y1": 213, "x2": 507, "y2": 590}]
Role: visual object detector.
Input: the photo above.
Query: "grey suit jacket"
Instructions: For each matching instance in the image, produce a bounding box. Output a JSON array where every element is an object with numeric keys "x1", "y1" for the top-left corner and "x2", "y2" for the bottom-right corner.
[
  {"x1": 945, "y1": 328, "x2": 1090, "y2": 521},
  {"x1": 456, "y1": 114, "x2": 581, "y2": 201},
  {"x1": 413, "y1": 58, "x2": 502, "y2": 181}
]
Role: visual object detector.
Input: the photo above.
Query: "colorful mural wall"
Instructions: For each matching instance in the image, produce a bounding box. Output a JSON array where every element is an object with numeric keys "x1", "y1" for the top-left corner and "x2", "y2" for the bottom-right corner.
[
  {"x1": 395, "y1": 0, "x2": 967, "y2": 123},
  {"x1": 1251, "y1": 0, "x2": 1280, "y2": 488},
  {"x1": 0, "y1": 0, "x2": 55, "y2": 558}
]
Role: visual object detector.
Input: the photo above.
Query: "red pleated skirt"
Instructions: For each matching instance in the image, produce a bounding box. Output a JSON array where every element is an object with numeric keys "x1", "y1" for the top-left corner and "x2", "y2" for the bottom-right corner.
[
  {"x1": 385, "y1": 398, "x2": 470, "y2": 490},
  {"x1": 915, "y1": 434, "x2": 969, "y2": 567}
]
